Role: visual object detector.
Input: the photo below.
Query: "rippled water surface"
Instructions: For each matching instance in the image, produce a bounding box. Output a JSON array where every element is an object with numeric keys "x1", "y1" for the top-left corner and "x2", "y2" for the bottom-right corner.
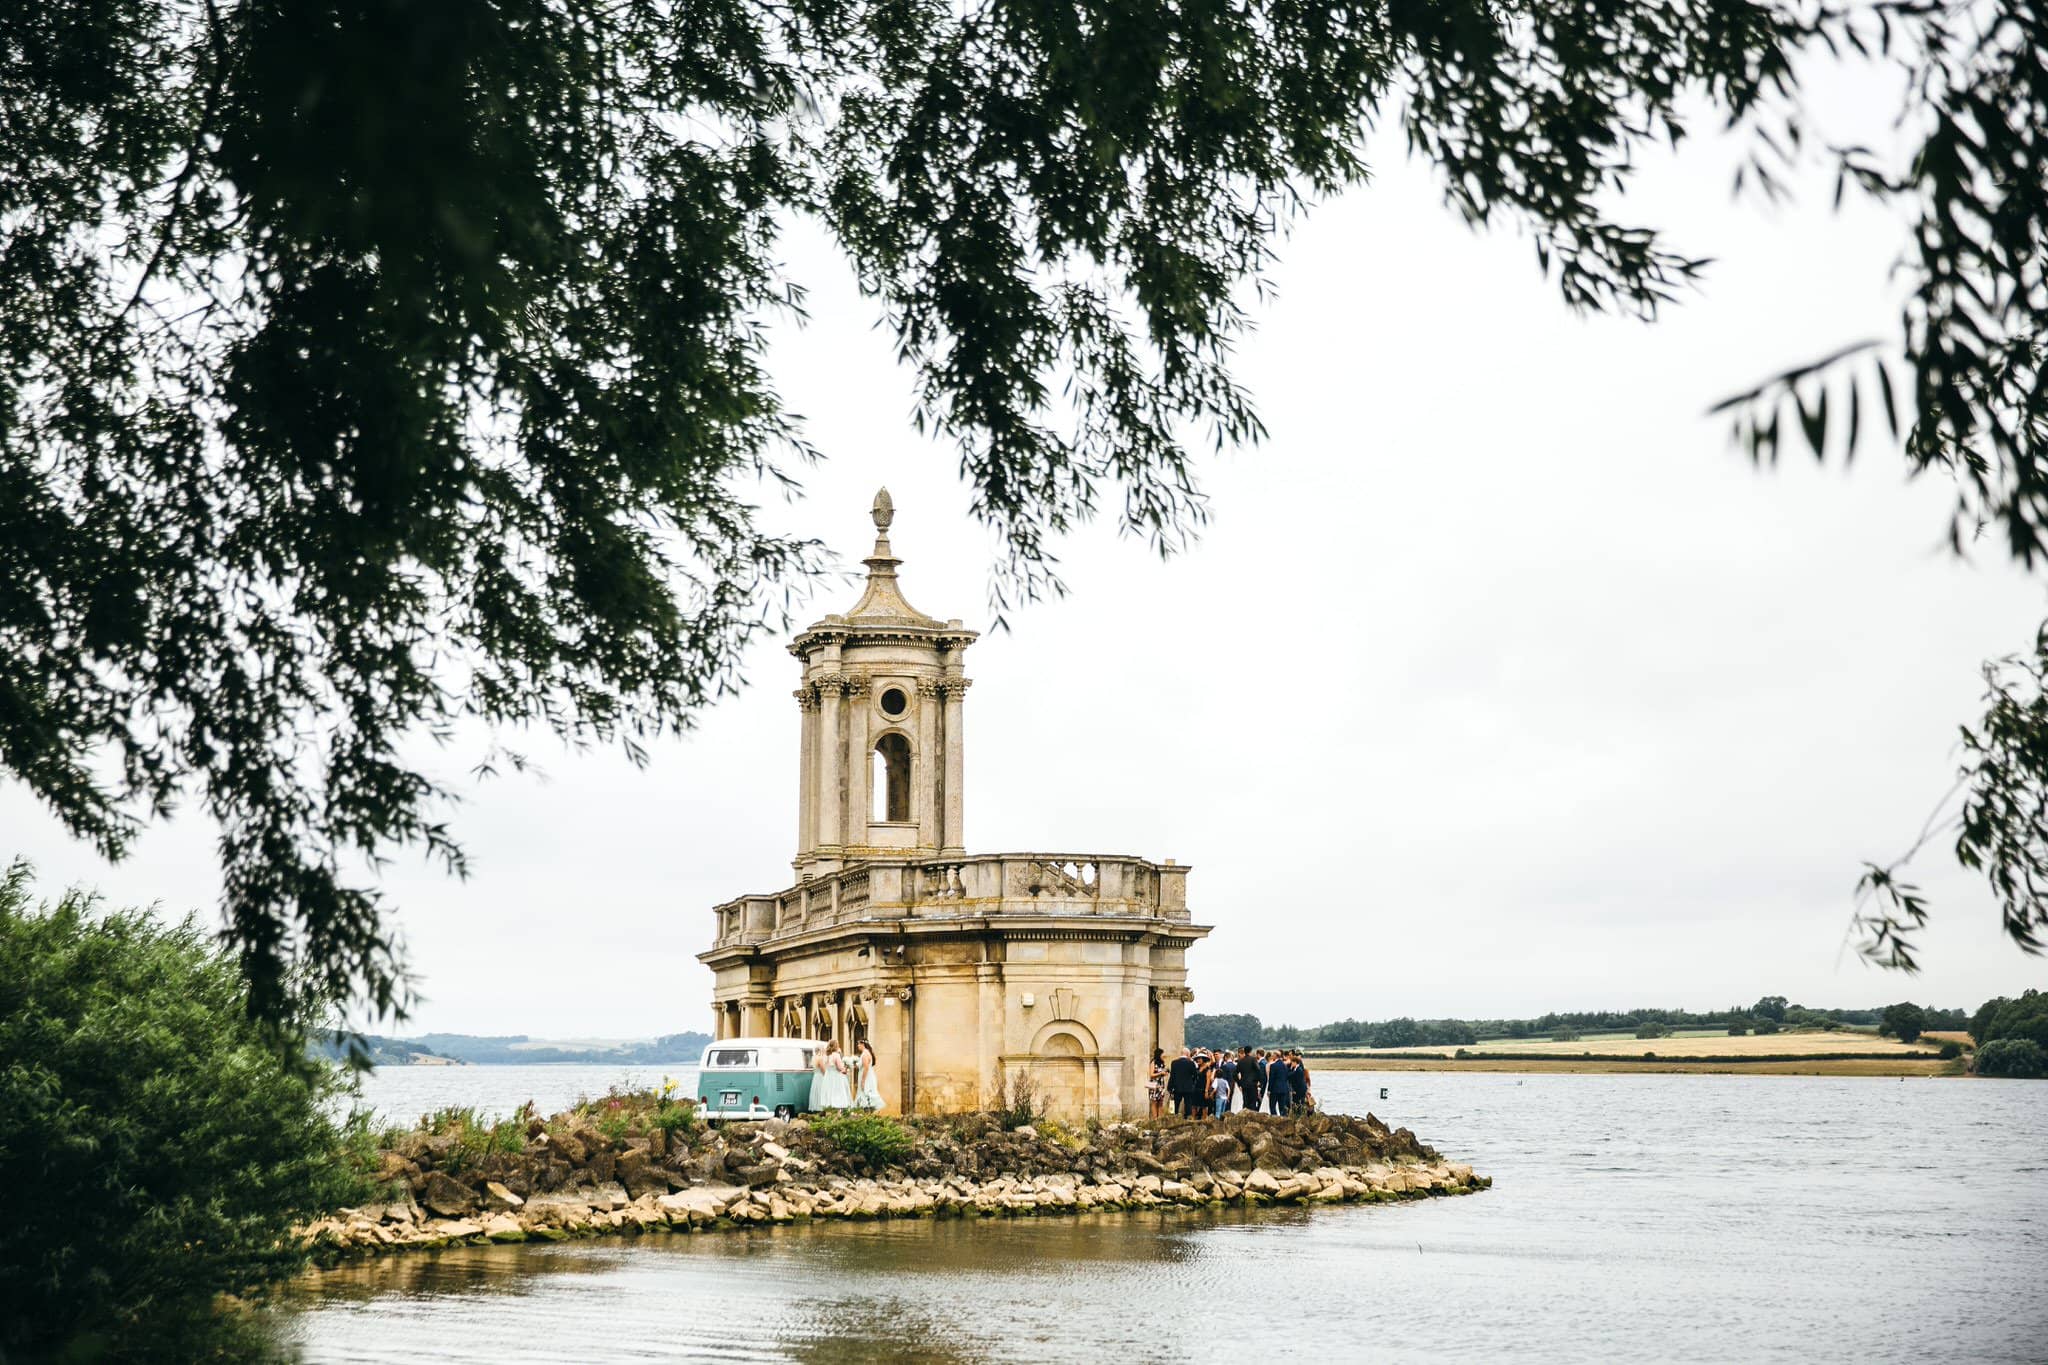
[{"x1": 279, "y1": 1071, "x2": 2047, "y2": 1362}]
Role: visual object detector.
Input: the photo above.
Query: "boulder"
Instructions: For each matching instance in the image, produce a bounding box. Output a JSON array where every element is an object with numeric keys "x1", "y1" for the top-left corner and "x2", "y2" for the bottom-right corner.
[
  {"x1": 656, "y1": 1188, "x2": 730, "y2": 1226},
  {"x1": 622, "y1": 1165, "x2": 673, "y2": 1200},
  {"x1": 375, "y1": 1150, "x2": 421, "y2": 1186},
  {"x1": 484, "y1": 1181, "x2": 524, "y2": 1211},
  {"x1": 425, "y1": 1218, "x2": 483, "y2": 1239},
  {"x1": 1199, "y1": 1134, "x2": 1247, "y2": 1168},
  {"x1": 418, "y1": 1171, "x2": 481, "y2": 1218}
]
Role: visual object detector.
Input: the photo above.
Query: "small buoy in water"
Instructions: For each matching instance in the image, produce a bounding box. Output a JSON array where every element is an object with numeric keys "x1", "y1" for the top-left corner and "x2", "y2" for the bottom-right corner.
[{"x1": 1379, "y1": 1087, "x2": 1389, "y2": 1100}]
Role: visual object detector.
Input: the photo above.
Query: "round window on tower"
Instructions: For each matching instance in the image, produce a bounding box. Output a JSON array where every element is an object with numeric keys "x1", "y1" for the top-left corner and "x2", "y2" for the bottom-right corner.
[{"x1": 879, "y1": 687, "x2": 908, "y2": 717}]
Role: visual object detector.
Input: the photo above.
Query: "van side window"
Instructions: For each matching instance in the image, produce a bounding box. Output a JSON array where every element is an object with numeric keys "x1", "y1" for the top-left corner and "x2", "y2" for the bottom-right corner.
[{"x1": 709, "y1": 1048, "x2": 758, "y2": 1068}]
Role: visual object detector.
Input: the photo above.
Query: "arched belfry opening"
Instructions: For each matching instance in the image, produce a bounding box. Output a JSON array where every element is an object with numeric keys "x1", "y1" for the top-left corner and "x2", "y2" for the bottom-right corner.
[{"x1": 873, "y1": 733, "x2": 912, "y2": 822}]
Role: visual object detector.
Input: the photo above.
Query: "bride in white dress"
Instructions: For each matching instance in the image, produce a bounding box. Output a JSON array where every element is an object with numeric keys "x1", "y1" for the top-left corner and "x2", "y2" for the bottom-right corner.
[{"x1": 813, "y1": 1041, "x2": 854, "y2": 1110}]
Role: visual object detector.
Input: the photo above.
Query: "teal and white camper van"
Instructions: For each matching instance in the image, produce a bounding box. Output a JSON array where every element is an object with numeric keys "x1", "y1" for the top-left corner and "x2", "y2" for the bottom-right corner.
[{"x1": 696, "y1": 1038, "x2": 818, "y2": 1121}]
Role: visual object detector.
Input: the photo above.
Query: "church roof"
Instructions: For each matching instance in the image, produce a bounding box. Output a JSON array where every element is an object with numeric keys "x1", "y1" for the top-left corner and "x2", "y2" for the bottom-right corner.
[{"x1": 791, "y1": 489, "x2": 977, "y2": 651}]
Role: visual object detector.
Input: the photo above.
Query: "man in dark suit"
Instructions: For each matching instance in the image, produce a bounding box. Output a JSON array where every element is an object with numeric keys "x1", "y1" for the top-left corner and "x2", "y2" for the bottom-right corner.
[
  {"x1": 1264, "y1": 1049, "x2": 1293, "y2": 1115},
  {"x1": 1235, "y1": 1046, "x2": 1261, "y2": 1112},
  {"x1": 1167, "y1": 1047, "x2": 1201, "y2": 1118}
]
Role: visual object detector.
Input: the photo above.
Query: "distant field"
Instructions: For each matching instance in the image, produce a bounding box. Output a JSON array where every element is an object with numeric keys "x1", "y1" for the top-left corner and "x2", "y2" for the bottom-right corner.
[
  {"x1": 1302, "y1": 1028, "x2": 1961, "y2": 1076},
  {"x1": 1316, "y1": 1055, "x2": 1956, "y2": 1076},
  {"x1": 1322, "y1": 1030, "x2": 1945, "y2": 1060}
]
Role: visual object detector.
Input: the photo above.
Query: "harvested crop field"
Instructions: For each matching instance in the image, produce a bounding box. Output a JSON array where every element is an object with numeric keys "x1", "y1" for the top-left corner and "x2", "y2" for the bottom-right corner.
[{"x1": 1304, "y1": 1030, "x2": 1961, "y2": 1076}]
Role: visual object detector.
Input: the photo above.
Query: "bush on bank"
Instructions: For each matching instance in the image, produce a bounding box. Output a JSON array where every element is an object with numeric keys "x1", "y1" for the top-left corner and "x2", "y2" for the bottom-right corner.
[
  {"x1": 1974, "y1": 1037, "x2": 2048, "y2": 1078},
  {"x1": 1970, "y1": 990, "x2": 2048, "y2": 1052},
  {"x1": 0, "y1": 862, "x2": 365, "y2": 1359},
  {"x1": 807, "y1": 1111, "x2": 915, "y2": 1167}
]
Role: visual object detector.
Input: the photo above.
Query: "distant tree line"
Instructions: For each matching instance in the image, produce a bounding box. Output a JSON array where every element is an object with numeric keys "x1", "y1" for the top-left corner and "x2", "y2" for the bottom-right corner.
[
  {"x1": 1185, "y1": 996, "x2": 1979, "y2": 1052},
  {"x1": 310, "y1": 1029, "x2": 715, "y2": 1067},
  {"x1": 404, "y1": 1032, "x2": 714, "y2": 1065}
]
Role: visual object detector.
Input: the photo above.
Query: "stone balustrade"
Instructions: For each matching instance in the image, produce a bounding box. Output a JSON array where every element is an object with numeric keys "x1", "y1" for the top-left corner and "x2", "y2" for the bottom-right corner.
[{"x1": 710, "y1": 852, "x2": 1191, "y2": 949}]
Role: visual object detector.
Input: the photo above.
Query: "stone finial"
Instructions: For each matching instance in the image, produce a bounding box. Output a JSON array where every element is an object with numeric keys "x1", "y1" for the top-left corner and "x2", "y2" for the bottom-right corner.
[{"x1": 872, "y1": 487, "x2": 895, "y2": 533}]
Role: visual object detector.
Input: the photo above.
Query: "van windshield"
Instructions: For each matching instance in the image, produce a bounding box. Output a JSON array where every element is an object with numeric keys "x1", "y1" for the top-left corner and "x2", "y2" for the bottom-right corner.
[{"x1": 707, "y1": 1048, "x2": 757, "y2": 1068}]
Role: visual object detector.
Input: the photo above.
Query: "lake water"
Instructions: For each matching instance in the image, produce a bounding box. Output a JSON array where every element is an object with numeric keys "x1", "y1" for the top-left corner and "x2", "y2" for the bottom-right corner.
[{"x1": 276, "y1": 1069, "x2": 2047, "y2": 1362}]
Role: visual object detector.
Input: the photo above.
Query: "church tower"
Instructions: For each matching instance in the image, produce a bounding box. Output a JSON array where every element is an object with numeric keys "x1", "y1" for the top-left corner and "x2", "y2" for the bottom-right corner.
[
  {"x1": 701, "y1": 490, "x2": 1208, "y2": 1120},
  {"x1": 791, "y1": 489, "x2": 976, "y2": 876}
]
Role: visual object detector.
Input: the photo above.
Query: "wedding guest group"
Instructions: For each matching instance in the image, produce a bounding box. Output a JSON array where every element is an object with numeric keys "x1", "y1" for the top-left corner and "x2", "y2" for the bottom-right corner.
[{"x1": 1151, "y1": 1045, "x2": 1313, "y2": 1119}]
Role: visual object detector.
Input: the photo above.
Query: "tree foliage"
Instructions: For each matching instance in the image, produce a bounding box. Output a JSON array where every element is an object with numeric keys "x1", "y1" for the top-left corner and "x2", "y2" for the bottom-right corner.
[
  {"x1": 1970, "y1": 988, "x2": 2048, "y2": 1050},
  {"x1": 1879, "y1": 1001, "x2": 1927, "y2": 1043},
  {"x1": 1973, "y1": 1037, "x2": 2047, "y2": 1078},
  {"x1": 5, "y1": 0, "x2": 2047, "y2": 1019},
  {"x1": 0, "y1": 862, "x2": 363, "y2": 1358}
]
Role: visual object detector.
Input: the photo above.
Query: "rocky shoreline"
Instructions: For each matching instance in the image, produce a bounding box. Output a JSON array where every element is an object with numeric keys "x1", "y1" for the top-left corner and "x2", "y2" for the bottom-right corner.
[{"x1": 304, "y1": 1107, "x2": 1488, "y2": 1257}]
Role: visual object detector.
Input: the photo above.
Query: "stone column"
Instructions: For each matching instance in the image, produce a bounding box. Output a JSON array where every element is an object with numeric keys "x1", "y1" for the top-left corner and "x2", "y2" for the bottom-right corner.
[
  {"x1": 796, "y1": 686, "x2": 816, "y2": 861},
  {"x1": 975, "y1": 952, "x2": 1004, "y2": 1109},
  {"x1": 1153, "y1": 985, "x2": 1191, "y2": 1057},
  {"x1": 915, "y1": 679, "x2": 941, "y2": 851},
  {"x1": 814, "y1": 676, "x2": 842, "y2": 854},
  {"x1": 741, "y1": 997, "x2": 771, "y2": 1038},
  {"x1": 863, "y1": 988, "x2": 903, "y2": 1114},
  {"x1": 844, "y1": 677, "x2": 870, "y2": 839},
  {"x1": 941, "y1": 678, "x2": 969, "y2": 856}
]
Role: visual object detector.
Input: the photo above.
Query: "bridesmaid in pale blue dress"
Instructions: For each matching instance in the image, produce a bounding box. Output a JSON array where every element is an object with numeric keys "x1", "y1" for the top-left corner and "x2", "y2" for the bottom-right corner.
[
  {"x1": 814, "y1": 1041, "x2": 854, "y2": 1109},
  {"x1": 852, "y1": 1039, "x2": 883, "y2": 1110}
]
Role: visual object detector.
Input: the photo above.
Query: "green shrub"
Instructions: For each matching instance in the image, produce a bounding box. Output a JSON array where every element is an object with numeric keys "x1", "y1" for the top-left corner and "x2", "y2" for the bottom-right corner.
[
  {"x1": 1938, "y1": 1041, "x2": 1964, "y2": 1060},
  {"x1": 1551, "y1": 1028, "x2": 1581, "y2": 1042},
  {"x1": 994, "y1": 1068, "x2": 1044, "y2": 1128},
  {"x1": 654, "y1": 1101, "x2": 699, "y2": 1140},
  {"x1": 1975, "y1": 1037, "x2": 2048, "y2": 1078},
  {"x1": 1753, "y1": 1019, "x2": 1781, "y2": 1035},
  {"x1": 0, "y1": 862, "x2": 361, "y2": 1357},
  {"x1": 809, "y1": 1111, "x2": 915, "y2": 1167},
  {"x1": 1634, "y1": 1022, "x2": 1672, "y2": 1039},
  {"x1": 594, "y1": 1112, "x2": 633, "y2": 1146}
]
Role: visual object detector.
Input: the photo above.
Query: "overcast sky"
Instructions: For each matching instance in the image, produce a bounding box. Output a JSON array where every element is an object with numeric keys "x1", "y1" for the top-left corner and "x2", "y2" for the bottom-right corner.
[{"x1": 6, "y1": 58, "x2": 2045, "y2": 1038}]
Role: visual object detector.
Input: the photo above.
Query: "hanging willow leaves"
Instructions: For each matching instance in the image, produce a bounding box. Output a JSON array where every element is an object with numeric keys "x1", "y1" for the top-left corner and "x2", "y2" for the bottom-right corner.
[{"x1": 3, "y1": 0, "x2": 2046, "y2": 1019}]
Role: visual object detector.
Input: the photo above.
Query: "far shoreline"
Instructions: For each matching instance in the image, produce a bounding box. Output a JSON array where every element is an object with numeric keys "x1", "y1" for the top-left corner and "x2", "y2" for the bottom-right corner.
[{"x1": 1313, "y1": 1056, "x2": 1965, "y2": 1077}]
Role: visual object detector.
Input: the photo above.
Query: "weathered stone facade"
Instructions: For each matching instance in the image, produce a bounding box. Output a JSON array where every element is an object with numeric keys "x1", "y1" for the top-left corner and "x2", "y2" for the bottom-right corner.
[{"x1": 699, "y1": 491, "x2": 1210, "y2": 1119}]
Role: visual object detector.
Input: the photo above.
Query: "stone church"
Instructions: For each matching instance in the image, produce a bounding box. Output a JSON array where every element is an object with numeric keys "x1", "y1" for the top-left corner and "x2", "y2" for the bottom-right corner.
[{"x1": 700, "y1": 491, "x2": 1208, "y2": 1119}]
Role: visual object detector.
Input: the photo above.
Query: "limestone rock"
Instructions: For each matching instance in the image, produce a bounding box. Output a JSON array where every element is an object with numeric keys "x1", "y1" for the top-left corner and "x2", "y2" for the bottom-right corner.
[
  {"x1": 484, "y1": 1181, "x2": 525, "y2": 1210},
  {"x1": 418, "y1": 1171, "x2": 480, "y2": 1218},
  {"x1": 426, "y1": 1218, "x2": 483, "y2": 1239}
]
